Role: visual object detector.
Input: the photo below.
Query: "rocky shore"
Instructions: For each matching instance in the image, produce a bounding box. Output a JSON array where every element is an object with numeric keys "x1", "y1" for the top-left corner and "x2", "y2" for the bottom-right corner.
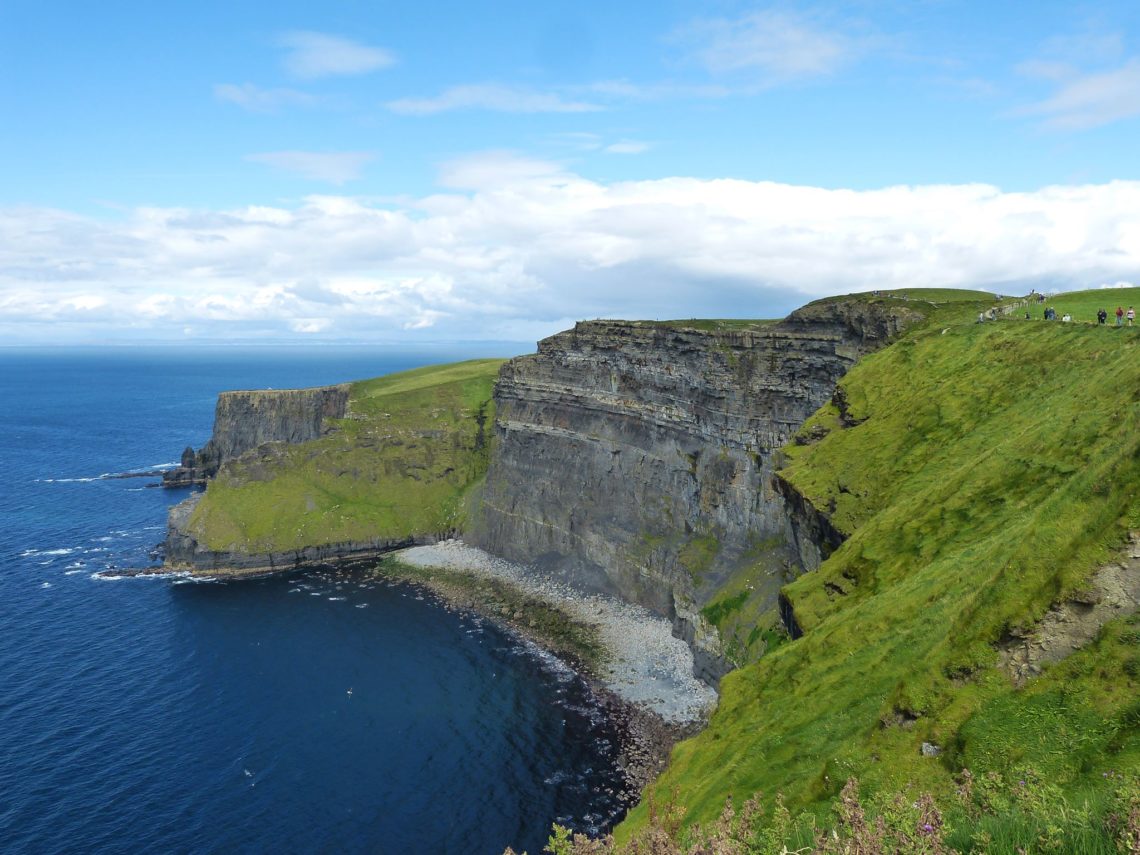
[{"x1": 388, "y1": 539, "x2": 718, "y2": 793}]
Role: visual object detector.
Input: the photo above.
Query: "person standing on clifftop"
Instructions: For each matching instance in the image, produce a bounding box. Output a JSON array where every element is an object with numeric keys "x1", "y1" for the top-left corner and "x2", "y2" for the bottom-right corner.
[
  {"x1": 1116, "y1": 307, "x2": 1124, "y2": 326},
  {"x1": 1098, "y1": 308, "x2": 1108, "y2": 324},
  {"x1": 1129, "y1": 307, "x2": 1136, "y2": 326}
]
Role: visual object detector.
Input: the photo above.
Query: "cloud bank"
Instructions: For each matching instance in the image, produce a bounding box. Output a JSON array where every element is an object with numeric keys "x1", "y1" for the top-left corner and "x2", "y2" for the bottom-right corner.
[{"x1": 2, "y1": 156, "x2": 1138, "y2": 344}]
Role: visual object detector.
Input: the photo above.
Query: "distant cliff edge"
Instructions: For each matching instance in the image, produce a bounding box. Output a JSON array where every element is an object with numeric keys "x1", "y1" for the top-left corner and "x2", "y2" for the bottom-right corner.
[
  {"x1": 162, "y1": 385, "x2": 351, "y2": 487},
  {"x1": 162, "y1": 361, "x2": 502, "y2": 575}
]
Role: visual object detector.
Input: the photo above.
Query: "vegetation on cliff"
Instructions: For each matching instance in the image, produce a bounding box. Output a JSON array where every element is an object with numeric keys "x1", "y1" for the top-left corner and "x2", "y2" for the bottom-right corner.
[
  {"x1": 527, "y1": 768, "x2": 1140, "y2": 853},
  {"x1": 620, "y1": 288, "x2": 1140, "y2": 849},
  {"x1": 182, "y1": 359, "x2": 503, "y2": 553}
]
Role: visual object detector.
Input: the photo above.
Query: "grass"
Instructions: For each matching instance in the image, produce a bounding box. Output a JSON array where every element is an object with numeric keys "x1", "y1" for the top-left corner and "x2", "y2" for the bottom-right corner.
[
  {"x1": 185, "y1": 359, "x2": 504, "y2": 553},
  {"x1": 653, "y1": 289, "x2": 1000, "y2": 333},
  {"x1": 1027, "y1": 286, "x2": 1140, "y2": 326},
  {"x1": 545, "y1": 768, "x2": 1140, "y2": 854},
  {"x1": 808, "y1": 287, "x2": 998, "y2": 306},
  {"x1": 618, "y1": 308, "x2": 1140, "y2": 843}
]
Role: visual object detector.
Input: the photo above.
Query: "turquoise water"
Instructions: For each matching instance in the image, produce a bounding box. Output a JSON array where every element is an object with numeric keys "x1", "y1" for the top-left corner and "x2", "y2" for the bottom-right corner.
[{"x1": 0, "y1": 348, "x2": 630, "y2": 854}]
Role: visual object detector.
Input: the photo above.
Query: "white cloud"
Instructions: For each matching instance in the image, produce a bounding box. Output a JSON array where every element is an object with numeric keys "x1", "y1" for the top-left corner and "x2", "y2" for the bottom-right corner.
[
  {"x1": 3, "y1": 158, "x2": 1140, "y2": 344},
  {"x1": 386, "y1": 84, "x2": 603, "y2": 115},
  {"x1": 605, "y1": 140, "x2": 651, "y2": 155},
  {"x1": 675, "y1": 9, "x2": 858, "y2": 81},
  {"x1": 290, "y1": 318, "x2": 333, "y2": 334},
  {"x1": 544, "y1": 133, "x2": 652, "y2": 155},
  {"x1": 1018, "y1": 58, "x2": 1140, "y2": 129},
  {"x1": 214, "y1": 83, "x2": 322, "y2": 112},
  {"x1": 246, "y1": 151, "x2": 376, "y2": 185},
  {"x1": 435, "y1": 151, "x2": 567, "y2": 190},
  {"x1": 278, "y1": 31, "x2": 395, "y2": 79}
]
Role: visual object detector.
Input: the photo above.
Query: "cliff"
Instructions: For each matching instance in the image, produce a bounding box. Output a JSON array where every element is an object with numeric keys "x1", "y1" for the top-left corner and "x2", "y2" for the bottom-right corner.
[
  {"x1": 471, "y1": 299, "x2": 925, "y2": 677},
  {"x1": 163, "y1": 360, "x2": 503, "y2": 575},
  {"x1": 163, "y1": 385, "x2": 350, "y2": 486}
]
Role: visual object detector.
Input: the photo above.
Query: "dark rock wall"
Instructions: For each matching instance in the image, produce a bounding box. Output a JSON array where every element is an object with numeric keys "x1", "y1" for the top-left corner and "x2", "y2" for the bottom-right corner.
[
  {"x1": 472, "y1": 301, "x2": 920, "y2": 674},
  {"x1": 163, "y1": 385, "x2": 350, "y2": 486}
]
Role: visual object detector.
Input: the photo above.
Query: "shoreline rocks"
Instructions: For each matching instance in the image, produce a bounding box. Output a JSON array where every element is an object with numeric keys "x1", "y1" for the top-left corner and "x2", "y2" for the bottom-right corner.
[
  {"x1": 396, "y1": 540, "x2": 718, "y2": 727},
  {"x1": 384, "y1": 540, "x2": 716, "y2": 798}
]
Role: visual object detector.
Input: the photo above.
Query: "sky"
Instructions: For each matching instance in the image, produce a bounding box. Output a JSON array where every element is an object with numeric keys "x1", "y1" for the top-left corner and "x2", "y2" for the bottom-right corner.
[{"x1": 2, "y1": 0, "x2": 1140, "y2": 345}]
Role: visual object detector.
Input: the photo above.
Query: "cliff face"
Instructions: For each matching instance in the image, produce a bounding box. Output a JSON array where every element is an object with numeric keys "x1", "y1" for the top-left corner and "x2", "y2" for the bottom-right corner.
[
  {"x1": 471, "y1": 300, "x2": 922, "y2": 677},
  {"x1": 163, "y1": 493, "x2": 443, "y2": 577},
  {"x1": 163, "y1": 385, "x2": 350, "y2": 486}
]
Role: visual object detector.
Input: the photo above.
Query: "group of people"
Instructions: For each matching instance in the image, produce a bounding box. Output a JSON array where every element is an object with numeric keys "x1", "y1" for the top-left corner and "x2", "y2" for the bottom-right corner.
[
  {"x1": 1025, "y1": 305, "x2": 1135, "y2": 325},
  {"x1": 1094, "y1": 306, "x2": 1135, "y2": 325}
]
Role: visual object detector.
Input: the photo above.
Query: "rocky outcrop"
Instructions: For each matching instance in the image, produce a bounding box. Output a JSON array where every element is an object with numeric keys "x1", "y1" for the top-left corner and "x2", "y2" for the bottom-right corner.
[
  {"x1": 998, "y1": 532, "x2": 1140, "y2": 686},
  {"x1": 162, "y1": 385, "x2": 350, "y2": 486},
  {"x1": 472, "y1": 300, "x2": 923, "y2": 679},
  {"x1": 163, "y1": 493, "x2": 449, "y2": 577},
  {"x1": 773, "y1": 472, "x2": 847, "y2": 575}
]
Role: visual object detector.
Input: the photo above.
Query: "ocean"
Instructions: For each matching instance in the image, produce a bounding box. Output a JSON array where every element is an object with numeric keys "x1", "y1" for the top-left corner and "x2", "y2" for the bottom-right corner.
[{"x1": 0, "y1": 347, "x2": 629, "y2": 855}]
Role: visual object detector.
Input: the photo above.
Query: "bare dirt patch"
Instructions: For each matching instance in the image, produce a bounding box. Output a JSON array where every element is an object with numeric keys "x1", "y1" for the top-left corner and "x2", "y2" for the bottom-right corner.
[{"x1": 999, "y1": 532, "x2": 1140, "y2": 685}]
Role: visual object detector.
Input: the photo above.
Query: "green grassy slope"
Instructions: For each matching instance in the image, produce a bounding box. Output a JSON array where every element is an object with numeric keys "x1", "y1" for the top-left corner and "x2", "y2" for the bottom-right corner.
[
  {"x1": 812, "y1": 287, "x2": 997, "y2": 305},
  {"x1": 620, "y1": 295, "x2": 1140, "y2": 842},
  {"x1": 1034, "y1": 286, "x2": 1140, "y2": 324},
  {"x1": 184, "y1": 359, "x2": 504, "y2": 552}
]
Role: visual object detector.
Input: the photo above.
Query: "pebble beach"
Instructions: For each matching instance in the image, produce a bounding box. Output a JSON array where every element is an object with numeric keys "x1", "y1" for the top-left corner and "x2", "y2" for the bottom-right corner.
[{"x1": 396, "y1": 539, "x2": 718, "y2": 726}]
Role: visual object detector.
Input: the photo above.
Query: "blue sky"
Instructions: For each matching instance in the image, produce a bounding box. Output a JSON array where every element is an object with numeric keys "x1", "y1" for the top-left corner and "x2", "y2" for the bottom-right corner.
[{"x1": 2, "y1": 0, "x2": 1140, "y2": 344}]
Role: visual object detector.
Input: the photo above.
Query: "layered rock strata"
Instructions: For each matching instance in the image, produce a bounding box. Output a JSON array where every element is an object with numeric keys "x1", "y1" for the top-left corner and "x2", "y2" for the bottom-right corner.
[
  {"x1": 472, "y1": 300, "x2": 921, "y2": 679},
  {"x1": 162, "y1": 385, "x2": 350, "y2": 486}
]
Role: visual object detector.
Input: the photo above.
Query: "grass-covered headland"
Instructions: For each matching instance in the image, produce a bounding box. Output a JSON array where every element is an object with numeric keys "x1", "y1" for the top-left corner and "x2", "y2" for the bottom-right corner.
[
  {"x1": 605, "y1": 288, "x2": 1140, "y2": 852},
  {"x1": 182, "y1": 359, "x2": 503, "y2": 553}
]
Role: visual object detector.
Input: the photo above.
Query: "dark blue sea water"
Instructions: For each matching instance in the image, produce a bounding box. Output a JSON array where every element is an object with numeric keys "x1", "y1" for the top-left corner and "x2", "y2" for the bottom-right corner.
[{"x1": 0, "y1": 347, "x2": 630, "y2": 855}]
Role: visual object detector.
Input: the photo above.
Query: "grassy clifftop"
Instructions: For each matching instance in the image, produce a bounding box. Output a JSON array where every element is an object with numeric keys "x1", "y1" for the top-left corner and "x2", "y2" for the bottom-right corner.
[
  {"x1": 183, "y1": 359, "x2": 503, "y2": 553},
  {"x1": 622, "y1": 289, "x2": 1140, "y2": 845}
]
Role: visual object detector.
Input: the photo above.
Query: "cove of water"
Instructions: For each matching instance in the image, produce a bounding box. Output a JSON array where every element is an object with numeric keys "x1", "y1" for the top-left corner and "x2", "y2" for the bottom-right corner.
[{"x1": 0, "y1": 347, "x2": 629, "y2": 854}]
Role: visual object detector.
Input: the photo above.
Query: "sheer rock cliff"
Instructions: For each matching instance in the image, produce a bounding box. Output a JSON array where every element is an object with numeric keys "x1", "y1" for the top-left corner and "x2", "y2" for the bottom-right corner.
[
  {"x1": 471, "y1": 301, "x2": 922, "y2": 679},
  {"x1": 162, "y1": 385, "x2": 350, "y2": 486}
]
